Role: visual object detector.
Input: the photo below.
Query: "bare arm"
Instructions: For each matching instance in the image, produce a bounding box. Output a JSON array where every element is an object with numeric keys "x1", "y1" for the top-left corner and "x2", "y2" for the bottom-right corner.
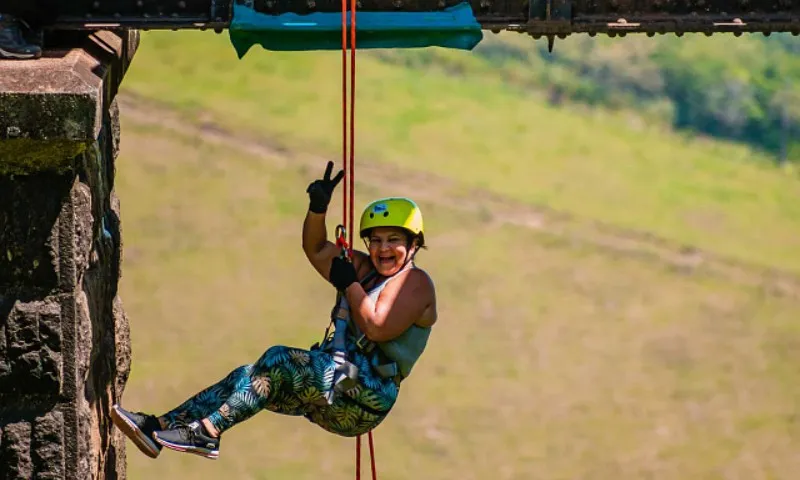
[
  {"x1": 344, "y1": 268, "x2": 436, "y2": 342},
  {"x1": 302, "y1": 211, "x2": 370, "y2": 281},
  {"x1": 301, "y1": 161, "x2": 370, "y2": 281},
  {"x1": 302, "y1": 211, "x2": 340, "y2": 281}
]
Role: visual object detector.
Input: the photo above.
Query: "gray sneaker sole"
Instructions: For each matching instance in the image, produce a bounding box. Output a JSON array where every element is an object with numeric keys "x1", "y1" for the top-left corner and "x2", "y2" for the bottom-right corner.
[
  {"x1": 153, "y1": 432, "x2": 220, "y2": 460},
  {"x1": 0, "y1": 46, "x2": 41, "y2": 59},
  {"x1": 110, "y1": 405, "x2": 161, "y2": 459}
]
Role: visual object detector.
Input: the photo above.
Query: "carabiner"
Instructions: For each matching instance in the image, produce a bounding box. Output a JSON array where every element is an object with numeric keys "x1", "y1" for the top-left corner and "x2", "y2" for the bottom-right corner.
[{"x1": 335, "y1": 224, "x2": 350, "y2": 259}]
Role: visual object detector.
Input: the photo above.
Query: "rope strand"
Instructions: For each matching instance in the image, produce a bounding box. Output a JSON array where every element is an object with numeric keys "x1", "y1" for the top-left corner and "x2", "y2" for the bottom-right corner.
[
  {"x1": 356, "y1": 431, "x2": 378, "y2": 480},
  {"x1": 368, "y1": 430, "x2": 377, "y2": 480},
  {"x1": 356, "y1": 434, "x2": 362, "y2": 479},
  {"x1": 348, "y1": 0, "x2": 356, "y2": 254},
  {"x1": 340, "y1": 1, "x2": 378, "y2": 478},
  {"x1": 341, "y1": 0, "x2": 348, "y2": 242}
]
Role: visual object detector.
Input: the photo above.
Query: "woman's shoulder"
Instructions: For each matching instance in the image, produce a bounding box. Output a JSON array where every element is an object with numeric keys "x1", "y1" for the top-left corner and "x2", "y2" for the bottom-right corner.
[
  {"x1": 408, "y1": 265, "x2": 435, "y2": 289},
  {"x1": 351, "y1": 250, "x2": 373, "y2": 278},
  {"x1": 408, "y1": 267, "x2": 437, "y2": 327}
]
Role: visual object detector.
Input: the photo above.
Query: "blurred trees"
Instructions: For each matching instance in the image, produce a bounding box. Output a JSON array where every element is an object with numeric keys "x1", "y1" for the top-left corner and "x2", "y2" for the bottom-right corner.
[{"x1": 376, "y1": 32, "x2": 800, "y2": 163}]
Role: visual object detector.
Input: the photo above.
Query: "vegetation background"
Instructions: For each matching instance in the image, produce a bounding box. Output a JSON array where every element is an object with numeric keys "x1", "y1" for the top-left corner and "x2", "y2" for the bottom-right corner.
[{"x1": 114, "y1": 29, "x2": 800, "y2": 479}]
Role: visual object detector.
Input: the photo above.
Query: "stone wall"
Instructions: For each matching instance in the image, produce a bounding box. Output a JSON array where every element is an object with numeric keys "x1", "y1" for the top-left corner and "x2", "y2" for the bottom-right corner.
[{"x1": 0, "y1": 30, "x2": 138, "y2": 480}]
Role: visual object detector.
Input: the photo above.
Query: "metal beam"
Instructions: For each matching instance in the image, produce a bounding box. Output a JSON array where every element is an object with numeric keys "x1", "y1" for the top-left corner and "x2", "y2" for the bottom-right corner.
[{"x1": 4, "y1": 0, "x2": 799, "y2": 37}]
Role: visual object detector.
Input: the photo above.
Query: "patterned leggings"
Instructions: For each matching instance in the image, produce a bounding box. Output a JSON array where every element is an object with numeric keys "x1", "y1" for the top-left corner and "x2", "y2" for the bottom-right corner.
[{"x1": 160, "y1": 345, "x2": 399, "y2": 438}]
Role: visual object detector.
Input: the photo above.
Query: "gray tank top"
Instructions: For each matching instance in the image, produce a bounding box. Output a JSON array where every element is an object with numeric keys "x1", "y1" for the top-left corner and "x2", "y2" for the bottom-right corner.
[{"x1": 363, "y1": 265, "x2": 432, "y2": 379}]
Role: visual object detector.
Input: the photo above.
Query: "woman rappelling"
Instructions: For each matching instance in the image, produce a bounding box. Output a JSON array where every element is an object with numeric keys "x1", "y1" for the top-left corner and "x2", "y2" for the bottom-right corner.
[{"x1": 111, "y1": 161, "x2": 437, "y2": 460}]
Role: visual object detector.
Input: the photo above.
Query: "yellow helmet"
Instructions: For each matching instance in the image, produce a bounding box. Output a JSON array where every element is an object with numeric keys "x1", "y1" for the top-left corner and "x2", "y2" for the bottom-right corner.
[{"x1": 359, "y1": 197, "x2": 424, "y2": 245}]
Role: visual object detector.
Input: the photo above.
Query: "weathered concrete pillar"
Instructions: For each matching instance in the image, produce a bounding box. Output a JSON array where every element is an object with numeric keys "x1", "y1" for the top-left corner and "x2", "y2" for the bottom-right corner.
[{"x1": 0, "y1": 30, "x2": 138, "y2": 480}]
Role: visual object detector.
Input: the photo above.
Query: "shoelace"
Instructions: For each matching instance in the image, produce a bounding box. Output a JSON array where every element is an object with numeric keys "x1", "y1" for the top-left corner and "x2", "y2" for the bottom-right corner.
[{"x1": 163, "y1": 421, "x2": 198, "y2": 441}]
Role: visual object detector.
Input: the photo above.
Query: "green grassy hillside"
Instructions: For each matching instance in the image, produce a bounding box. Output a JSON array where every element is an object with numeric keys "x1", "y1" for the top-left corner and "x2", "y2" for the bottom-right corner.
[
  {"x1": 114, "y1": 31, "x2": 800, "y2": 479},
  {"x1": 121, "y1": 31, "x2": 800, "y2": 275},
  {"x1": 390, "y1": 32, "x2": 800, "y2": 159}
]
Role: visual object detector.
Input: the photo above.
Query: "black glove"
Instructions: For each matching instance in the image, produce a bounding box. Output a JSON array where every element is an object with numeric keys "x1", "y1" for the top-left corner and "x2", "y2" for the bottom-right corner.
[
  {"x1": 306, "y1": 161, "x2": 344, "y2": 214},
  {"x1": 330, "y1": 256, "x2": 358, "y2": 291}
]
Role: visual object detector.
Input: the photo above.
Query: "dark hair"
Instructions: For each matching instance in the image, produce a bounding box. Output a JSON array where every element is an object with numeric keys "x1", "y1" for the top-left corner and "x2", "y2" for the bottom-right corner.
[
  {"x1": 413, "y1": 232, "x2": 426, "y2": 250},
  {"x1": 361, "y1": 228, "x2": 426, "y2": 250}
]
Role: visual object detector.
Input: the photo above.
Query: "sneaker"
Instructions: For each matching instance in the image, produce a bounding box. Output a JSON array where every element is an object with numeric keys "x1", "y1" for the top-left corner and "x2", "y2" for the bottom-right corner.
[
  {"x1": 153, "y1": 421, "x2": 220, "y2": 460},
  {"x1": 0, "y1": 14, "x2": 42, "y2": 60},
  {"x1": 110, "y1": 404, "x2": 163, "y2": 459}
]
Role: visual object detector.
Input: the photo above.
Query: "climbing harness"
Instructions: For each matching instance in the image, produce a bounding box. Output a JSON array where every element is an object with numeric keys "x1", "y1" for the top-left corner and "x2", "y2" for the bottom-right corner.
[
  {"x1": 319, "y1": 253, "x2": 407, "y2": 401},
  {"x1": 322, "y1": 226, "x2": 360, "y2": 406}
]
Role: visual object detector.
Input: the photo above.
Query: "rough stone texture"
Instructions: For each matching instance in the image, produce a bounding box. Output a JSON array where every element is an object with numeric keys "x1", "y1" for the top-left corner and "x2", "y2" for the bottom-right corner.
[
  {"x1": 0, "y1": 30, "x2": 137, "y2": 480},
  {"x1": 1, "y1": 421, "x2": 33, "y2": 480},
  {"x1": 0, "y1": 29, "x2": 139, "y2": 175},
  {"x1": 0, "y1": 299, "x2": 62, "y2": 395}
]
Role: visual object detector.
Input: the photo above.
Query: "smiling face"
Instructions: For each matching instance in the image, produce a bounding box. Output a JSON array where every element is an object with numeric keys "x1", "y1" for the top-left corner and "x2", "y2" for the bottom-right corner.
[{"x1": 367, "y1": 227, "x2": 416, "y2": 276}]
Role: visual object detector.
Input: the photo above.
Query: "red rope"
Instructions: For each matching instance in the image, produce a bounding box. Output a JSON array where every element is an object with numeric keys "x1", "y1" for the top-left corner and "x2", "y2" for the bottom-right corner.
[
  {"x1": 368, "y1": 430, "x2": 377, "y2": 480},
  {"x1": 340, "y1": 0, "x2": 348, "y2": 245},
  {"x1": 340, "y1": 2, "x2": 378, "y2": 479},
  {"x1": 348, "y1": 0, "x2": 356, "y2": 255},
  {"x1": 356, "y1": 431, "x2": 378, "y2": 480},
  {"x1": 356, "y1": 434, "x2": 361, "y2": 479},
  {"x1": 339, "y1": 0, "x2": 357, "y2": 255}
]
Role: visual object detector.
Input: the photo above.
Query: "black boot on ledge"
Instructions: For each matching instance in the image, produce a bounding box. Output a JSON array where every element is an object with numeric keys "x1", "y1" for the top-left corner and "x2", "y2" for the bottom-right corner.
[{"x1": 0, "y1": 13, "x2": 42, "y2": 60}]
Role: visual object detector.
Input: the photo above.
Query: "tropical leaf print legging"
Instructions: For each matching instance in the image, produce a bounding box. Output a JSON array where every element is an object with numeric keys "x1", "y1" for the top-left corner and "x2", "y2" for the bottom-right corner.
[{"x1": 160, "y1": 345, "x2": 399, "y2": 437}]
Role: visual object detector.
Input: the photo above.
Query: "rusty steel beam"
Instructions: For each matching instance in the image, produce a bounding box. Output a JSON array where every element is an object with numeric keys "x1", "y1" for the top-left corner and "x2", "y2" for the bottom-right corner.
[
  {"x1": 513, "y1": 0, "x2": 800, "y2": 37},
  {"x1": 4, "y1": 0, "x2": 800, "y2": 37},
  {"x1": 2, "y1": 0, "x2": 230, "y2": 30}
]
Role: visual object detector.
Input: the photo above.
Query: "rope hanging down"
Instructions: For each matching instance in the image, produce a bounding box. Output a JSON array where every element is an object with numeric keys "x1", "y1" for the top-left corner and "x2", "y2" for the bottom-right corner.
[
  {"x1": 340, "y1": 0, "x2": 356, "y2": 256},
  {"x1": 339, "y1": 1, "x2": 378, "y2": 479},
  {"x1": 356, "y1": 433, "x2": 378, "y2": 480}
]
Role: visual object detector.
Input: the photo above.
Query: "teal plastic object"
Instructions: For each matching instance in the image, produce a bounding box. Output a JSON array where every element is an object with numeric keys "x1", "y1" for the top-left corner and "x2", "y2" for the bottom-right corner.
[{"x1": 228, "y1": 1, "x2": 484, "y2": 58}]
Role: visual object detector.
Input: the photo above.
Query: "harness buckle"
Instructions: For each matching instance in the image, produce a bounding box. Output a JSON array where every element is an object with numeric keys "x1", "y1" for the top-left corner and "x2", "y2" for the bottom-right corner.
[
  {"x1": 355, "y1": 333, "x2": 375, "y2": 353},
  {"x1": 324, "y1": 351, "x2": 360, "y2": 404},
  {"x1": 335, "y1": 306, "x2": 349, "y2": 321}
]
